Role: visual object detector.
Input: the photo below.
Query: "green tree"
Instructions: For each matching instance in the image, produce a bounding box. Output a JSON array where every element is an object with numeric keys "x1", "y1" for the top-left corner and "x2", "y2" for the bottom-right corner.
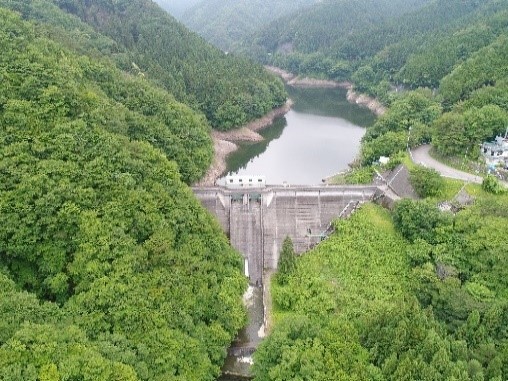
[
  {"x1": 432, "y1": 112, "x2": 469, "y2": 156},
  {"x1": 277, "y1": 236, "x2": 296, "y2": 285},
  {"x1": 464, "y1": 105, "x2": 508, "y2": 156},
  {"x1": 392, "y1": 199, "x2": 451, "y2": 243},
  {"x1": 410, "y1": 165, "x2": 445, "y2": 198},
  {"x1": 361, "y1": 131, "x2": 408, "y2": 165}
]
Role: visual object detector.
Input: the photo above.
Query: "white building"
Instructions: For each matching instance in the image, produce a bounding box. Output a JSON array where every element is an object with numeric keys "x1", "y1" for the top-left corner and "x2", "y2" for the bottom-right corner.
[
  {"x1": 482, "y1": 134, "x2": 508, "y2": 167},
  {"x1": 224, "y1": 175, "x2": 266, "y2": 189}
]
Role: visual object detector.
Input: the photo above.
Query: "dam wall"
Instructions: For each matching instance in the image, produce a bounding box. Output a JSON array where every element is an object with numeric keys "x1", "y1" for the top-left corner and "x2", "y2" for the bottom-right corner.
[{"x1": 193, "y1": 185, "x2": 379, "y2": 285}]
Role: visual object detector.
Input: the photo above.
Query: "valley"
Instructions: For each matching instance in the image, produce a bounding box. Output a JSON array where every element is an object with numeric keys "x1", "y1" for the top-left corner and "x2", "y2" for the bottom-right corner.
[{"x1": 1, "y1": 1, "x2": 508, "y2": 380}]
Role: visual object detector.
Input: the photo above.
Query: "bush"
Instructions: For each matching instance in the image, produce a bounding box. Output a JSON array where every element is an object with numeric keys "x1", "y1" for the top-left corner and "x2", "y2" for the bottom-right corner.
[
  {"x1": 482, "y1": 174, "x2": 505, "y2": 194},
  {"x1": 410, "y1": 165, "x2": 445, "y2": 198},
  {"x1": 392, "y1": 199, "x2": 451, "y2": 243},
  {"x1": 344, "y1": 167, "x2": 375, "y2": 184}
]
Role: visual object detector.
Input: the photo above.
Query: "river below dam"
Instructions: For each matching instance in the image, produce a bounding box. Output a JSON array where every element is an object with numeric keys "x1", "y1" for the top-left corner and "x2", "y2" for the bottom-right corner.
[
  {"x1": 217, "y1": 86, "x2": 376, "y2": 380},
  {"x1": 220, "y1": 86, "x2": 376, "y2": 185}
]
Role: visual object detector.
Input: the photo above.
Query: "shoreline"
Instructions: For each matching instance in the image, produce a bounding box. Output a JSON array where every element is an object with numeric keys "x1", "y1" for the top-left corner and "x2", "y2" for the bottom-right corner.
[
  {"x1": 194, "y1": 99, "x2": 293, "y2": 187},
  {"x1": 346, "y1": 89, "x2": 386, "y2": 117},
  {"x1": 264, "y1": 66, "x2": 349, "y2": 88},
  {"x1": 195, "y1": 66, "x2": 385, "y2": 187},
  {"x1": 265, "y1": 66, "x2": 386, "y2": 116}
]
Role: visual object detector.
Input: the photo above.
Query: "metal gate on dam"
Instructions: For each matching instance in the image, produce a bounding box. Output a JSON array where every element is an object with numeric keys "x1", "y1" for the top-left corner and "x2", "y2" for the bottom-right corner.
[{"x1": 193, "y1": 185, "x2": 383, "y2": 286}]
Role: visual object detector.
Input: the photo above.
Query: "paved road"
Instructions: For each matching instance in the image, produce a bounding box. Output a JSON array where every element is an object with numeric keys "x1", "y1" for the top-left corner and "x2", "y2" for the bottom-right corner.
[{"x1": 410, "y1": 145, "x2": 484, "y2": 184}]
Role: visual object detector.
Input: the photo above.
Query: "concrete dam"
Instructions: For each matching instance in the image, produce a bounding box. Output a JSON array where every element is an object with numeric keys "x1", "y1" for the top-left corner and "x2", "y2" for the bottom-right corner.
[{"x1": 193, "y1": 184, "x2": 384, "y2": 286}]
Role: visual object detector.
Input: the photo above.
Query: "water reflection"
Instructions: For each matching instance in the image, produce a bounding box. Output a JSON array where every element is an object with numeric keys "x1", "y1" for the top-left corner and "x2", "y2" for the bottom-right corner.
[
  {"x1": 288, "y1": 86, "x2": 375, "y2": 125},
  {"x1": 225, "y1": 117, "x2": 287, "y2": 174},
  {"x1": 220, "y1": 87, "x2": 375, "y2": 185}
]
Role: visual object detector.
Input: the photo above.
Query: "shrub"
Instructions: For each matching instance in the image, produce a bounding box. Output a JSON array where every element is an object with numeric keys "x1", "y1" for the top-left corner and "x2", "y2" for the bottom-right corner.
[
  {"x1": 482, "y1": 174, "x2": 505, "y2": 194},
  {"x1": 410, "y1": 165, "x2": 444, "y2": 198}
]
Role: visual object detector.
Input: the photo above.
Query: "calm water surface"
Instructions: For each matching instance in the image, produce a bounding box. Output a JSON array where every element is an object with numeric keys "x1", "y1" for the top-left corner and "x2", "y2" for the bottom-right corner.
[{"x1": 221, "y1": 87, "x2": 376, "y2": 185}]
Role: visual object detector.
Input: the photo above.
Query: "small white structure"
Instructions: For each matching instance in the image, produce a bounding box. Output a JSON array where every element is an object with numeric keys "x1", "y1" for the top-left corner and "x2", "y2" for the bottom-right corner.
[
  {"x1": 225, "y1": 175, "x2": 266, "y2": 189},
  {"x1": 482, "y1": 132, "x2": 508, "y2": 167}
]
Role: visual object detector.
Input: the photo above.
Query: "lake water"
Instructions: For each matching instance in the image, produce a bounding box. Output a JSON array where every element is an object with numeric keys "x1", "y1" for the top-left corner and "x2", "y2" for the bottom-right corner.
[{"x1": 221, "y1": 87, "x2": 376, "y2": 185}]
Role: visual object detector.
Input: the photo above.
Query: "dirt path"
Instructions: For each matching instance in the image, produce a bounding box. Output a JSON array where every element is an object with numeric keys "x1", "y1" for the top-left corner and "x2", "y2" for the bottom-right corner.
[{"x1": 411, "y1": 145, "x2": 484, "y2": 183}]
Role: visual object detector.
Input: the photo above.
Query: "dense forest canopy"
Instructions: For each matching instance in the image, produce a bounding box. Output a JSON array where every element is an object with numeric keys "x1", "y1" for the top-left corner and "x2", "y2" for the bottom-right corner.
[
  {"x1": 255, "y1": 196, "x2": 508, "y2": 380},
  {"x1": 4, "y1": 0, "x2": 287, "y2": 131},
  {"x1": 0, "y1": 6, "x2": 248, "y2": 380},
  {"x1": 264, "y1": 0, "x2": 428, "y2": 51},
  {"x1": 55, "y1": 0, "x2": 287, "y2": 130},
  {"x1": 237, "y1": 0, "x2": 430, "y2": 65},
  {"x1": 178, "y1": 0, "x2": 319, "y2": 52}
]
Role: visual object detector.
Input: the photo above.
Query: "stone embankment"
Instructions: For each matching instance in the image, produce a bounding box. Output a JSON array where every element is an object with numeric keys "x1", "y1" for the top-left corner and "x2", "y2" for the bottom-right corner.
[
  {"x1": 265, "y1": 66, "x2": 346, "y2": 88},
  {"x1": 195, "y1": 138, "x2": 238, "y2": 187},
  {"x1": 346, "y1": 90, "x2": 386, "y2": 116},
  {"x1": 195, "y1": 99, "x2": 293, "y2": 186}
]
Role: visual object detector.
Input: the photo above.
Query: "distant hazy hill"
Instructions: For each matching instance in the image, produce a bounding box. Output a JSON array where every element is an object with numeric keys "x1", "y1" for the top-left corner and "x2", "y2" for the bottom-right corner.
[
  {"x1": 153, "y1": 0, "x2": 201, "y2": 18},
  {"x1": 245, "y1": 0, "x2": 430, "y2": 57},
  {"x1": 180, "y1": 0, "x2": 319, "y2": 51}
]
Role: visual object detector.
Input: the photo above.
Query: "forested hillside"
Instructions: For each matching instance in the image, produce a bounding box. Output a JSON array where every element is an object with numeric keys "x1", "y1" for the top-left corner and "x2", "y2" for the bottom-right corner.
[
  {"x1": 255, "y1": 197, "x2": 508, "y2": 380},
  {"x1": 241, "y1": 0, "x2": 431, "y2": 74},
  {"x1": 57, "y1": 0, "x2": 287, "y2": 130},
  {"x1": 0, "y1": 0, "x2": 216, "y2": 184},
  {"x1": 356, "y1": 0, "x2": 508, "y2": 165},
  {"x1": 179, "y1": 0, "x2": 318, "y2": 51},
  {"x1": 5, "y1": 0, "x2": 286, "y2": 131},
  {"x1": 0, "y1": 7, "x2": 247, "y2": 380},
  {"x1": 232, "y1": 0, "x2": 508, "y2": 163}
]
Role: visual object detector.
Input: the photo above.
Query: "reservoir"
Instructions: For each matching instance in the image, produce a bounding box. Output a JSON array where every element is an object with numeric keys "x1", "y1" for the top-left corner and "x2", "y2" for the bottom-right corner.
[{"x1": 221, "y1": 86, "x2": 376, "y2": 184}]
